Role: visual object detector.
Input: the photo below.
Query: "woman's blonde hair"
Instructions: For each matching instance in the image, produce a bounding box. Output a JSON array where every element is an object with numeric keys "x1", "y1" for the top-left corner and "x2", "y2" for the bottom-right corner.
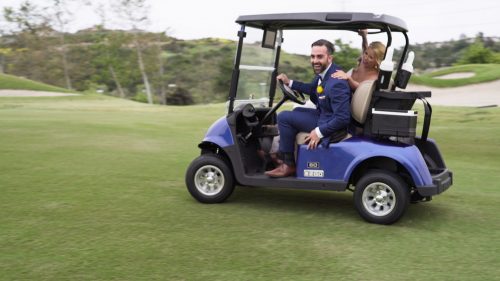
[{"x1": 368, "y1": 41, "x2": 386, "y2": 68}]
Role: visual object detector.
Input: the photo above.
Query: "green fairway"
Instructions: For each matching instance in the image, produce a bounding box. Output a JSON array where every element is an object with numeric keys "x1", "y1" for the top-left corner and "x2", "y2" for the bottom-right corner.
[
  {"x1": 1, "y1": 94, "x2": 499, "y2": 280},
  {"x1": 411, "y1": 64, "x2": 500, "y2": 87}
]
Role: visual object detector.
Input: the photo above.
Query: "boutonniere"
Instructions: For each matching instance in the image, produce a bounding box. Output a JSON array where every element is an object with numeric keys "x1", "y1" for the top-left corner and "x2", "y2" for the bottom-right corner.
[{"x1": 316, "y1": 85, "x2": 324, "y2": 94}]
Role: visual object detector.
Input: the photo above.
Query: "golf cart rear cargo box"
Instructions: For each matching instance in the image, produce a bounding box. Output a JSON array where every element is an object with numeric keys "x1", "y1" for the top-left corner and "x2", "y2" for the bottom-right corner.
[{"x1": 371, "y1": 108, "x2": 417, "y2": 137}]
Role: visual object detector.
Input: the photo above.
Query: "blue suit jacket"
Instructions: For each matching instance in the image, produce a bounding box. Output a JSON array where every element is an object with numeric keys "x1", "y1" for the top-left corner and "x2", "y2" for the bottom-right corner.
[{"x1": 291, "y1": 63, "x2": 351, "y2": 141}]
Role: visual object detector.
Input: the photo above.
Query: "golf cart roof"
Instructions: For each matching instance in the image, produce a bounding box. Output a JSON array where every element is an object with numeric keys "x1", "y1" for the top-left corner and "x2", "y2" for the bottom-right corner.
[{"x1": 236, "y1": 12, "x2": 408, "y2": 32}]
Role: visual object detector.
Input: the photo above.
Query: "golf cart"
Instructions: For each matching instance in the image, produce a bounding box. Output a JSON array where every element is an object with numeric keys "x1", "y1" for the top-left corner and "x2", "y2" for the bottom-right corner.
[{"x1": 185, "y1": 12, "x2": 453, "y2": 224}]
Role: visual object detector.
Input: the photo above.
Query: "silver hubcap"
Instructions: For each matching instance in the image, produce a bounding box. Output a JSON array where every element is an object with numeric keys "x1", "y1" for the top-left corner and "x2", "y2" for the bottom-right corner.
[
  {"x1": 362, "y1": 182, "x2": 396, "y2": 217},
  {"x1": 194, "y1": 165, "x2": 225, "y2": 196}
]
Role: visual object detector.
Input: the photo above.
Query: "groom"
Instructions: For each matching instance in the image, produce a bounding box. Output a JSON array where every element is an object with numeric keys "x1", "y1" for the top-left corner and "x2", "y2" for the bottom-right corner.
[{"x1": 265, "y1": 39, "x2": 351, "y2": 178}]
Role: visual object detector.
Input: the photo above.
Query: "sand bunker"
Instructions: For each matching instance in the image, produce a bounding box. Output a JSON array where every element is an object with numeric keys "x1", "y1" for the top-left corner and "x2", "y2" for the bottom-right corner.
[{"x1": 434, "y1": 72, "x2": 475, "y2": 79}]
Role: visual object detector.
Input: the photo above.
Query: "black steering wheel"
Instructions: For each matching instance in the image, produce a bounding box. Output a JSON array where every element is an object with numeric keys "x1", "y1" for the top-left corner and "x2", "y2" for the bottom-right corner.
[
  {"x1": 278, "y1": 80, "x2": 306, "y2": 105},
  {"x1": 258, "y1": 79, "x2": 307, "y2": 127}
]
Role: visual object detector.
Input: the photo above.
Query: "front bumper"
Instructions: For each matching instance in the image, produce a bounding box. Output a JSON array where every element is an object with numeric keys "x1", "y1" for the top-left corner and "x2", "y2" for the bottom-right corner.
[{"x1": 416, "y1": 169, "x2": 453, "y2": 197}]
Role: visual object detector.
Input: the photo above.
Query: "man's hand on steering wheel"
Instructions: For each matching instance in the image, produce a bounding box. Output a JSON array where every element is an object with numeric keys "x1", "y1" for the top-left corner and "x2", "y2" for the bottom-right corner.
[
  {"x1": 276, "y1": 73, "x2": 290, "y2": 85},
  {"x1": 276, "y1": 73, "x2": 306, "y2": 105}
]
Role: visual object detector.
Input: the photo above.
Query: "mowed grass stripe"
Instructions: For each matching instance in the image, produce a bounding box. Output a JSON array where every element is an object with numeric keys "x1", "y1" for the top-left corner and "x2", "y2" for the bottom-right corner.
[{"x1": 1, "y1": 95, "x2": 499, "y2": 280}]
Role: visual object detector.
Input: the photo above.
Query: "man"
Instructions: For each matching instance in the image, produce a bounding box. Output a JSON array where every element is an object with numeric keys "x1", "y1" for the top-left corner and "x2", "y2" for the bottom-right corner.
[{"x1": 265, "y1": 39, "x2": 351, "y2": 178}]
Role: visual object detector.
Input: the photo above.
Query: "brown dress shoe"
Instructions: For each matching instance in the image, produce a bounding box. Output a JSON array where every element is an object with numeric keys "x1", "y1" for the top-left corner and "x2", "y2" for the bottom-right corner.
[
  {"x1": 264, "y1": 163, "x2": 296, "y2": 178},
  {"x1": 269, "y1": 153, "x2": 283, "y2": 166}
]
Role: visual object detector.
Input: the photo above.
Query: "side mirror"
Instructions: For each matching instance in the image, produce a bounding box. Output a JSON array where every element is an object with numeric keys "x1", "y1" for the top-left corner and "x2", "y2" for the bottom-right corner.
[{"x1": 261, "y1": 29, "x2": 277, "y2": 49}]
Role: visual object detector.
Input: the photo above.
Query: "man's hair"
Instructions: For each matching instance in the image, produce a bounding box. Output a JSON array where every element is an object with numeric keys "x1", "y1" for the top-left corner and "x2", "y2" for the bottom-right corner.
[{"x1": 311, "y1": 39, "x2": 335, "y2": 55}]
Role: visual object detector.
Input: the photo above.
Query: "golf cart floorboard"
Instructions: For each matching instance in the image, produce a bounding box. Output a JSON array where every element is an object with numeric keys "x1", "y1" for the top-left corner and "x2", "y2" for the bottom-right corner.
[{"x1": 238, "y1": 174, "x2": 348, "y2": 191}]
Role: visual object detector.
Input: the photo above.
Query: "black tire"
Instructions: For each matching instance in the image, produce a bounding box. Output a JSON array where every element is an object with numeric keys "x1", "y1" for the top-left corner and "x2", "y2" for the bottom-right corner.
[
  {"x1": 354, "y1": 170, "x2": 410, "y2": 225},
  {"x1": 185, "y1": 154, "x2": 235, "y2": 203}
]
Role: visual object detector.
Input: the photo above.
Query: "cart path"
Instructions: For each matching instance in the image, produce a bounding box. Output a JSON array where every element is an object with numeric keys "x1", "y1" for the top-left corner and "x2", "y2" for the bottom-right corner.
[
  {"x1": 405, "y1": 79, "x2": 500, "y2": 107},
  {"x1": 0, "y1": 89, "x2": 80, "y2": 97},
  {"x1": 1, "y1": 80, "x2": 499, "y2": 107}
]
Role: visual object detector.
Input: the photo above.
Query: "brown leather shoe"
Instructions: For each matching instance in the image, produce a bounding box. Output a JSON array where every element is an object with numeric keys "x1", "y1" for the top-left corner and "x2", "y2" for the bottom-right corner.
[
  {"x1": 269, "y1": 153, "x2": 283, "y2": 166},
  {"x1": 264, "y1": 163, "x2": 296, "y2": 178}
]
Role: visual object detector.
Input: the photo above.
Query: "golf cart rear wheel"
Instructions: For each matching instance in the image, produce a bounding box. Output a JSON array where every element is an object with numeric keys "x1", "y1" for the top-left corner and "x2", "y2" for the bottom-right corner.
[
  {"x1": 354, "y1": 170, "x2": 410, "y2": 224},
  {"x1": 185, "y1": 154, "x2": 235, "y2": 203}
]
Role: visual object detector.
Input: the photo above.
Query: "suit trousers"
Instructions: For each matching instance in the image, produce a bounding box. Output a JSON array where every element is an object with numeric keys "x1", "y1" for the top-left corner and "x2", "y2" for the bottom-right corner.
[{"x1": 277, "y1": 107, "x2": 319, "y2": 154}]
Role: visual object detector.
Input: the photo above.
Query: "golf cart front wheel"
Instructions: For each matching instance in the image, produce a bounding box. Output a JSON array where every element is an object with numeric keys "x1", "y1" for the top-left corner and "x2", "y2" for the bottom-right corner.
[
  {"x1": 185, "y1": 154, "x2": 235, "y2": 203},
  {"x1": 354, "y1": 170, "x2": 410, "y2": 224}
]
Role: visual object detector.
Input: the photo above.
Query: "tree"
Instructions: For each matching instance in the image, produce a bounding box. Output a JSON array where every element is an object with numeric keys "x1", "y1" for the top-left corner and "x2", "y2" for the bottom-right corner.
[
  {"x1": 0, "y1": 47, "x2": 13, "y2": 73},
  {"x1": 457, "y1": 40, "x2": 494, "y2": 65},
  {"x1": 144, "y1": 29, "x2": 172, "y2": 105},
  {"x1": 91, "y1": 30, "x2": 126, "y2": 97},
  {"x1": 214, "y1": 46, "x2": 233, "y2": 100},
  {"x1": 88, "y1": 30, "x2": 140, "y2": 97},
  {"x1": 87, "y1": 2, "x2": 126, "y2": 97},
  {"x1": 155, "y1": 29, "x2": 172, "y2": 105},
  {"x1": 113, "y1": 0, "x2": 154, "y2": 104},
  {"x1": 3, "y1": 1, "x2": 45, "y2": 34},
  {"x1": 45, "y1": 0, "x2": 74, "y2": 89},
  {"x1": 332, "y1": 39, "x2": 360, "y2": 71},
  {"x1": 2, "y1": 1, "x2": 48, "y2": 80}
]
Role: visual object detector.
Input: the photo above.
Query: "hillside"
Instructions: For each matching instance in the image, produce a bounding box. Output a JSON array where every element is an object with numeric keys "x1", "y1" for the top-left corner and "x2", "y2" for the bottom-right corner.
[
  {"x1": 1, "y1": 31, "x2": 314, "y2": 105},
  {"x1": 0, "y1": 73, "x2": 72, "y2": 92},
  {"x1": 1, "y1": 29, "x2": 499, "y2": 105}
]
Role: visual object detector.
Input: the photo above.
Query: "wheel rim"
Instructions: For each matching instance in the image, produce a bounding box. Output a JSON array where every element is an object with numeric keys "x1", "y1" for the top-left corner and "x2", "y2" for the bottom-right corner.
[
  {"x1": 362, "y1": 182, "x2": 396, "y2": 217},
  {"x1": 194, "y1": 165, "x2": 225, "y2": 196}
]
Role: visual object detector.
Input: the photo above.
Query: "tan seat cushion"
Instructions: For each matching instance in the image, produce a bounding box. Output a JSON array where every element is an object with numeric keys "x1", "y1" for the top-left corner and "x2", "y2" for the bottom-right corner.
[
  {"x1": 296, "y1": 132, "x2": 309, "y2": 145},
  {"x1": 351, "y1": 80, "x2": 376, "y2": 124}
]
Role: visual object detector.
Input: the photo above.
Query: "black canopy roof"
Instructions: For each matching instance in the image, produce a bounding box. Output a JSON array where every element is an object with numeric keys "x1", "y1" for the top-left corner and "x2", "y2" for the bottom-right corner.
[{"x1": 236, "y1": 12, "x2": 408, "y2": 32}]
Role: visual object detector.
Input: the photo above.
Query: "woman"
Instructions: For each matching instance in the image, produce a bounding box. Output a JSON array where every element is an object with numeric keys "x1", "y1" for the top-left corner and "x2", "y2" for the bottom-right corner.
[{"x1": 332, "y1": 30, "x2": 386, "y2": 90}]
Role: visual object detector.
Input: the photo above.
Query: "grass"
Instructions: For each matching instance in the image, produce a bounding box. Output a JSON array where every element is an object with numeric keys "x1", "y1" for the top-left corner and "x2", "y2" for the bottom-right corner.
[
  {"x1": 1, "y1": 94, "x2": 499, "y2": 280},
  {"x1": 411, "y1": 64, "x2": 500, "y2": 87},
  {"x1": 0, "y1": 73, "x2": 72, "y2": 92}
]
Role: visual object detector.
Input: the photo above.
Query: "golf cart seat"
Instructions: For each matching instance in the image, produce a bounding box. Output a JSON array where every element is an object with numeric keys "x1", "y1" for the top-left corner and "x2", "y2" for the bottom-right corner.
[
  {"x1": 295, "y1": 79, "x2": 376, "y2": 144},
  {"x1": 351, "y1": 79, "x2": 376, "y2": 125}
]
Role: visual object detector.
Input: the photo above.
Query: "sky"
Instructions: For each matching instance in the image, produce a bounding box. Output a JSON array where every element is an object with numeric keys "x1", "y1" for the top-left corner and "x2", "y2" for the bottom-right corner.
[{"x1": 1, "y1": 0, "x2": 499, "y2": 54}]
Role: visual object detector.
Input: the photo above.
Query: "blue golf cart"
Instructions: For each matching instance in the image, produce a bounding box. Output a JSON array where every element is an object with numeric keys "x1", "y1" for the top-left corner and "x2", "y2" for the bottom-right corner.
[{"x1": 185, "y1": 12, "x2": 453, "y2": 224}]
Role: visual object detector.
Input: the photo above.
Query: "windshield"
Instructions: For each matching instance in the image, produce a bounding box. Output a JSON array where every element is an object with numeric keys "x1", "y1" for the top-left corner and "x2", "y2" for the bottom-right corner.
[
  {"x1": 232, "y1": 27, "x2": 277, "y2": 109},
  {"x1": 229, "y1": 26, "x2": 402, "y2": 112}
]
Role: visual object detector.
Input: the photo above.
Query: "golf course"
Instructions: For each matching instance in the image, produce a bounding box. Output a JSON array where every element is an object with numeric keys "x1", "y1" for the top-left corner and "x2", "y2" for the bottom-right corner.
[{"x1": 1, "y1": 77, "x2": 499, "y2": 280}]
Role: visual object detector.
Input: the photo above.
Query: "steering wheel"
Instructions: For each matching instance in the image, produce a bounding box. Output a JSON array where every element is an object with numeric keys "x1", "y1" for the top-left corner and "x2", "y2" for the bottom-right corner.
[
  {"x1": 258, "y1": 79, "x2": 307, "y2": 127},
  {"x1": 278, "y1": 80, "x2": 306, "y2": 105}
]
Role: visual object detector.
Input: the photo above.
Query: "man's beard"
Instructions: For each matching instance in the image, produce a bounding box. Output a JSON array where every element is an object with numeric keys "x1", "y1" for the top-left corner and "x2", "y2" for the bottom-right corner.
[{"x1": 312, "y1": 62, "x2": 326, "y2": 74}]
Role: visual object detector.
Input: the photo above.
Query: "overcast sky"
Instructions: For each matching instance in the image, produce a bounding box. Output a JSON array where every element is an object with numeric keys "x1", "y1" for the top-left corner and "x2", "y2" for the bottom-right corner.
[{"x1": 1, "y1": 0, "x2": 499, "y2": 54}]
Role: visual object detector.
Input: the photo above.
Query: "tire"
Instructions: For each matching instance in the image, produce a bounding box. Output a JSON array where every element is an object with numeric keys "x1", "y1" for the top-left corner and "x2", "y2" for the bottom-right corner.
[
  {"x1": 354, "y1": 170, "x2": 410, "y2": 225},
  {"x1": 185, "y1": 154, "x2": 235, "y2": 203}
]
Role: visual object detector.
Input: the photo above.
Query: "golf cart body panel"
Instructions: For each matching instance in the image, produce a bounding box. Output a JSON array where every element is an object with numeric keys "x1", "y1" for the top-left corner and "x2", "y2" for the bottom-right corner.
[
  {"x1": 295, "y1": 137, "x2": 432, "y2": 186},
  {"x1": 186, "y1": 12, "x2": 453, "y2": 224},
  {"x1": 201, "y1": 117, "x2": 234, "y2": 148}
]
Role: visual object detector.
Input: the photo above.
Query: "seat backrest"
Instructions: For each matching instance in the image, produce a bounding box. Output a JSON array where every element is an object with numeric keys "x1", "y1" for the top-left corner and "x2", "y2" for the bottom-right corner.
[{"x1": 351, "y1": 80, "x2": 376, "y2": 124}]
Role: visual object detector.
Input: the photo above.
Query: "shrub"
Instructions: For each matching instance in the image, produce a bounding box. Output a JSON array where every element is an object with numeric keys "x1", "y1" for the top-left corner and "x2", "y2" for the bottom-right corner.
[{"x1": 457, "y1": 41, "x2": 495, "y2": 65}]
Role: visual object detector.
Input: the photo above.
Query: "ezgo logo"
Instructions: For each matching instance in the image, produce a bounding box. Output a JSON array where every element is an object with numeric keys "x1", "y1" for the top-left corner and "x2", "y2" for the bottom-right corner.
[
  {"x1": 307, "y1": 162, "x2": 320, "y2": 169},
  {"x1": 304, "y1": 169, "x2": 324, "y2": 178}
]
